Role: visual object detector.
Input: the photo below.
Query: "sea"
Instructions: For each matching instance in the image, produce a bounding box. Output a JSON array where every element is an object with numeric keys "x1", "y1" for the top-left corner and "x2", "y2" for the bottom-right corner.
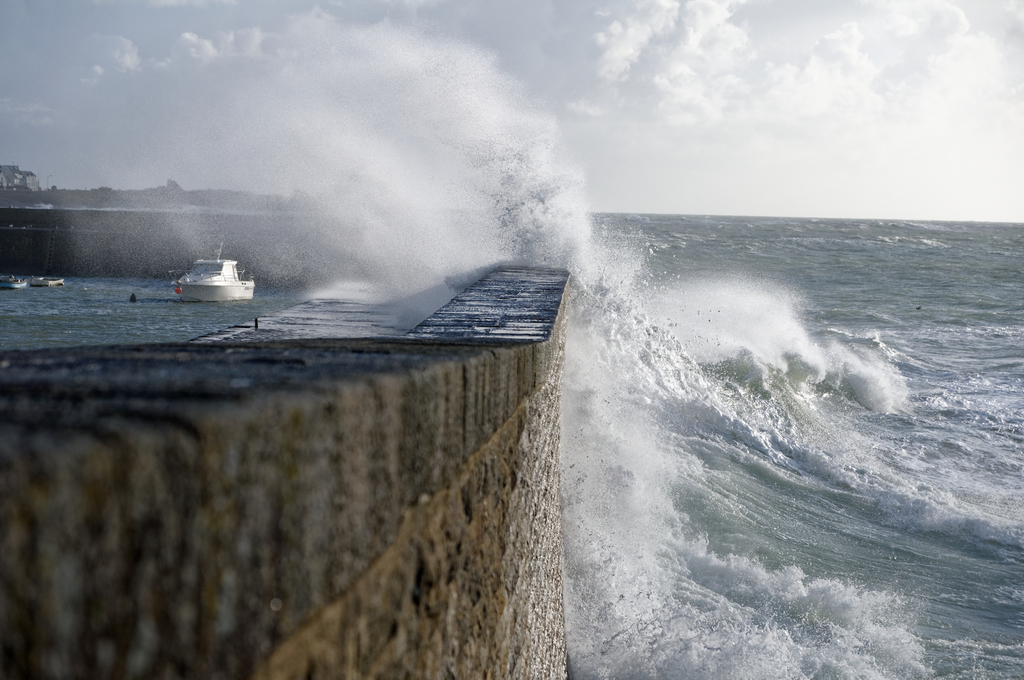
[
  {"x1": 0, "y1": 277, "x2": 301, "y2": 349},
  {"x1": 2, "y1": 213, "x2": 1022, "y2": 678},
  {"x1": 560, "y1": 214, "x2": 1024, "y2": 679}
]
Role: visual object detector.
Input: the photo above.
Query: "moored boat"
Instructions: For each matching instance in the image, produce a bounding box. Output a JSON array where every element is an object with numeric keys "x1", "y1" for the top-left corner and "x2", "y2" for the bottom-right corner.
[
  {"x1": 0, "y1": 275, "x2": 28, "y2": 289},
  {"x1": 174, "y1": 247, "x2": 255, "y2": 302},
  {"x1": 29, "y1": 277, "x2": 65, "y2": 287}
]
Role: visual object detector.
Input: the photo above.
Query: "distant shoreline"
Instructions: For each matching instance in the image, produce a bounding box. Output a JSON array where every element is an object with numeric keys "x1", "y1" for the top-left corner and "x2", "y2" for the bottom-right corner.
[{"x1": 0, "y1": 184, "x2": 311, "y2": 214}]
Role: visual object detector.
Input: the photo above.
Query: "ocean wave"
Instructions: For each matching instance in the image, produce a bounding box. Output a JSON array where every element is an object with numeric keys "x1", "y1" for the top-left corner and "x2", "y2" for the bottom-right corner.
[{"x1": 559, "y1": 264, "x2": 930, "y2": 678}]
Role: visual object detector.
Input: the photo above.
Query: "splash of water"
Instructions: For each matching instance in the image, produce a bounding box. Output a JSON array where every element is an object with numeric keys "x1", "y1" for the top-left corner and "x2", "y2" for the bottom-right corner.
[
  {"x1": 83, "y1": 11, "x2": 591, "y2": 299},
  {"x1": 558, "y1": 228, "x2": 929, "y2": 677}
]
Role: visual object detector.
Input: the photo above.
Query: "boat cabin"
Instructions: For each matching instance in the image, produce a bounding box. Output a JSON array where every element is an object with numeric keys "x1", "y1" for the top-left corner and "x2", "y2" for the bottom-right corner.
[{"x1": 183, "y1": 260, "x2": 241, "y2": 282}]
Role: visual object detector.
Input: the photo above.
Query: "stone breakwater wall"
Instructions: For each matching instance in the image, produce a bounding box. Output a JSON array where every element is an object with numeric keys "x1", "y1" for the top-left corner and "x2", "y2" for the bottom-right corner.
[{"x1": 0, "y1": 267, "x2": 570, "y2": 680}]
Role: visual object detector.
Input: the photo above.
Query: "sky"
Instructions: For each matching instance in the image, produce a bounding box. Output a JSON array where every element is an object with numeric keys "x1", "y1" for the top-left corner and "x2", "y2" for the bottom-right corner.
[{"x1": 2, "y1": 0, "x2": 1023, "y2": 222}]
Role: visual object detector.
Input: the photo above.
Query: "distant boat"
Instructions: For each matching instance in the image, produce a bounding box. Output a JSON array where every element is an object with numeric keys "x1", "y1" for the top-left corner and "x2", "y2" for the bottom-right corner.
[
  {"x1": 0, "y1": 275, "x2": 27, "y2": 289},
  {"x1": 174, "y1": 247, "x2": 255, "y2": 302},
  {"x1": 29, "y1": 277, "x2": 64, "y2": 287}
]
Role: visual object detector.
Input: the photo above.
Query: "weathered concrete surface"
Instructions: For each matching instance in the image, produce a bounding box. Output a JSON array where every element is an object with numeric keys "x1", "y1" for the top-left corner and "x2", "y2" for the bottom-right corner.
[
  {"x1": 0, "y1": 267, "x2": 569, "y2": 680},
  {"x1": 407, "y1": 268, "x2": 569, "y2": 342},
  {"x1": 192, "y1": 298, "x2": 412, "y2": 342},
  {"x1": 193, "y1": 266, "x2": 567, "y2": 344},
  {"x1": 192, "y1": 280, "x2": 461, "y2": 343}
]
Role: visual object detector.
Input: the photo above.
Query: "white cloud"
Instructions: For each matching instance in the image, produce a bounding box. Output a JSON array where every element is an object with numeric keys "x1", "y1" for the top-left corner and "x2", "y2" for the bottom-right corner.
[
  {"x1": 899, "y1": 27, "x2": 1023, "y2": 148},
  {"x1": 0, "y1": 98, "x2": 55, "y2": 126},
  {"x1": 1011, "y1": 0, "x2": 1024, "y2": 23},
  {"x1": 157, "y1": 27, "x2": 266, "y2": 68},
  {"x1": 652, "y1": 0, "x2": 753, "y2": 123},
  {"x1": 866, "y1": 0, "x2": 970, "y2": 41},
  {"x1": 676, "y1": 0, "x2": 751, "y2": 69},
  {"x1": 567, "y1": 98, "x2": 607, "y2": 116},
  {"x1": 172, "y1": 32, "x2": 221, "y2": 63},
  {"x1": 758, "y1": 22, "x2": 883, "y2": 123},
  {"x1": 113, "y1": 37, "x2": 142, "y2": 71},
  {"x1": 83, "y1": 35, "x2": 142, "y2": 76},
  {"x1": 76, "y1": 35, "x2": 142, "y2": 84},
  {"x1": 568, "y1": 0, "x2": 1024, "y2": 219},
  {"x1": 595, "y1": 0, "x2": 680, "y2": 81},
  {"x1": 653, "y1": 64, "x2": 743, "y2": 124}
]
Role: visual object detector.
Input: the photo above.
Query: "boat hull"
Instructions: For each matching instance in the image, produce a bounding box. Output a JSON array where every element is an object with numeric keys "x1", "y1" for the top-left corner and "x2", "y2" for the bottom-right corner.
[
  {"x1": 30, "y1": 277, "x2": 64, "y2": 287},
  {"x1": 0, "y1": 280, "x2": 27, "y2": 289},
  {"x1": 178, "y1": 281, "x2": 255, "y2": 302}
]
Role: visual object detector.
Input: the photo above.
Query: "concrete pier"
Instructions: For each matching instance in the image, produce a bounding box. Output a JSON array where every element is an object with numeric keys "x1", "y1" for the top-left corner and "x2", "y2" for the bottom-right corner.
[{"x1": 0, "y1": 267, "x2": 570, "y2": 680}]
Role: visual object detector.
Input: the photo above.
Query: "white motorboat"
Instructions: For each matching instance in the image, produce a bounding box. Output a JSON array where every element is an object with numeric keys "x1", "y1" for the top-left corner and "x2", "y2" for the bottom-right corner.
[
  {"x1": 174, "y1": 248, "x2": 255, "y2": 302},
  {"x1": 30, "y1": 277, "x2": 64, "y2": 287}
]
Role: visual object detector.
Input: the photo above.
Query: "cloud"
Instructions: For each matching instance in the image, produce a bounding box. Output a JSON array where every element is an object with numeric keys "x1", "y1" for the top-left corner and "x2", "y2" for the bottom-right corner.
[
  {"x1": 867, "y1": 0, "x2": 969, "y2": 41},
  {"x1": 585, "y1": 0, "x2": 1019, "y2": 137},
  {"x1": 112, "y1": 37, "x2": 142, "y2": 71},
  {"x1": 151, "y1": 27, "x2": 268, "y2": 69},
  {"x1": 757, "y1": 22, "x2": 883, "y2": 124},
  {"x1": 568, "y1": 0, "x2": 1024, "y2": 219},
  {"x1": 82, "y1": 35, "x2": 142, "y2": 79},
  {"x1": 1011, "y1": 0, "x2": 1024, "y2": 24},
  {"x1": 567, "y1": 98, "x2": 606, "y2": 116},
  {"x1": 676, "y1": 0, "x2": 751, "y2": 69},
  {"x1": 900, "y1": 26, "x2": 1022, "y2": 148},
  {"x1": 652, "y1": 0, "x2": 753, "y2": 123},
  {"x1": 171, "y1": 32, "x2": 221, "y2": 63},
  {"x1": 595, "y1": 0, "x2": 680, "y2": 81},
  {"x1": 0, "y1": 98, "x2": 55, "y2": 126}
]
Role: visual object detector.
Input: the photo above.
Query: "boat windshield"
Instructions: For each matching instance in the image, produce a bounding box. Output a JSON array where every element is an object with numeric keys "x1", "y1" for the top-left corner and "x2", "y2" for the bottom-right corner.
[{"x1": 189, "y1": 263, "x2": 227, "y2": 277}]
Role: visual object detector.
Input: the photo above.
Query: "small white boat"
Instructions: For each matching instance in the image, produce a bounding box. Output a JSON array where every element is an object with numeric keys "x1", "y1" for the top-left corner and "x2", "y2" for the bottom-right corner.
[
  {"x1": 0, "y1": 275, "x2": 27, "y2": 289},
  {"x1": 175, "y1": 247, "x2": 254, "y2": 302},
  {"x1": 30, "y1": 277, "x2": 64, "y2": 287}
]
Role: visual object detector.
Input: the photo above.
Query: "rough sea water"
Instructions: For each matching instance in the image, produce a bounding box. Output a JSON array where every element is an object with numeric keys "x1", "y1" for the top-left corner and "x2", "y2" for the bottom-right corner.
[
  {"x1": 561, "y1": 214, "x2": 1024, "y2": 679},
  {"x1": 5, "y1": 14, "x2": 1022, "y2": 678}
]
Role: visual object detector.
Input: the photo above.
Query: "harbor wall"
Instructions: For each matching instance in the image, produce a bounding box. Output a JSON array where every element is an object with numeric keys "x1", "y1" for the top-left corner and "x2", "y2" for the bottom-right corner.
[{"x1": 0, "y1": 268, "x2": 570, "y2": 680}]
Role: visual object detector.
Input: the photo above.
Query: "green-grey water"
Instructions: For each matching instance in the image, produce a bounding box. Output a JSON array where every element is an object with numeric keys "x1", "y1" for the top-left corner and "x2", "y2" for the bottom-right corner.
[
  {"x1": 560, "y1": 214, "x2": 1024, "y2": 679},
  {"x1": 0, "y1": 277, "x2": 301, "y2": 349}
]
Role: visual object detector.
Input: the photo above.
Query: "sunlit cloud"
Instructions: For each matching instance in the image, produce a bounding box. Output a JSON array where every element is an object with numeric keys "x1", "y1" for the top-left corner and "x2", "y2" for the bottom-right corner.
[
  {"x1": 652, "y1": 0, "x2": 753, "y2": 124},
  {"x1": 82, "y1": 35, "x2": 142, "y2": 75},
  {"x1": 1010, "y1": 0, "x2": 1024, "y2": 24},
  {"x1": 173, "y1": 32, "x2": 221, "y2": 63},
  {"x1": 867, "y1": 0, "x2": 970, "y2": 41},
  {"x1": 595, "y1": 0, "x2": 680, "y2": 81},
  {"x1": 756, "y1": 22, "x2": 882, "y2": 125}
]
